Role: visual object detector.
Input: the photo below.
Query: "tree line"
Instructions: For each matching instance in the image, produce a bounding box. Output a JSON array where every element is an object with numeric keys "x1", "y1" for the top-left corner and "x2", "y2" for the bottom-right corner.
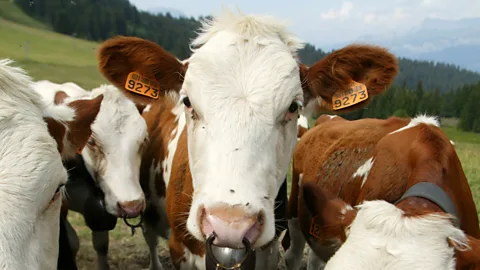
[
  {"x1": 333, "y1": 81, "x2": 480, "y2": 133},
  {"x1": 13, "y1": 0, "x2": 480, "y2": 133}
]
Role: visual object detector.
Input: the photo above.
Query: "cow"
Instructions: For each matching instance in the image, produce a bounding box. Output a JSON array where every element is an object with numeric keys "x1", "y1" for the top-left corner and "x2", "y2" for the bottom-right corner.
[
  {"x1": 31, "y1": 80, "x2": 149, "y2": 269},
  {"x1": 95, "y1": 9, "x2": 399, "y2": 270},
  {"x1": 297, "y1": 115, "x2": 310, "y2": 139},
  {"x1": 283, "y1": 114, "x2": 480, "y2": 270},
  {"x1": 0, "y1": 58, "x2": 102, "y2": 269}
]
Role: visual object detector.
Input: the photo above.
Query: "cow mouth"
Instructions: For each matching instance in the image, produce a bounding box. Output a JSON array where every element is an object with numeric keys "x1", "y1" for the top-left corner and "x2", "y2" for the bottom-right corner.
[{"x1": 122, "y1": 213, "x2": 144, "y2": 236}]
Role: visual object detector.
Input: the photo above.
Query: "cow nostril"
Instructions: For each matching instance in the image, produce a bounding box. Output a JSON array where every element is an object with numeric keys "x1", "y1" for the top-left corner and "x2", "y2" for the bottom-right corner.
[{"x1": 117, "y1": 199, "x2": 145, "y2": 218}]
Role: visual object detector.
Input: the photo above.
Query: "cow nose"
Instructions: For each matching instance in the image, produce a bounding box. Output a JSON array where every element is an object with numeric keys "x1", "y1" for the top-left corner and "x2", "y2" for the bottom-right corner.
[
  {"x1": 200, "y1": 204, "x2": 264, "y2": 248},
  {"x1": 117, "y1": 199, "x2": 145, "y2": 218}
]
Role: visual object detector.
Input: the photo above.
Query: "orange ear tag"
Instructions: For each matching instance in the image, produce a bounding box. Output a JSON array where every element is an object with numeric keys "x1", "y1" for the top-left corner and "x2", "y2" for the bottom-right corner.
[
  {"x1": 332, "y1": 81, "x2": 368, "y2": 111},
  {"x1": 124, "y1": 72, "x2": 161, "y2": 99}
]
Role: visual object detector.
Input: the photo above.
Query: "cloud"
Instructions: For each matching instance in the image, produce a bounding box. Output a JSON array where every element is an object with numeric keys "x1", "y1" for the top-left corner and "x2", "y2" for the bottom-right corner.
[{"x1": 320, "y1": 2, "x2": 353, "y2": 21}]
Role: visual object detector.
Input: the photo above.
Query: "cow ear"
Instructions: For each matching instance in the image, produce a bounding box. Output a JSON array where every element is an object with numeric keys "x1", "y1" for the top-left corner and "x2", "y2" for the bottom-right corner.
[
  {"x1": 44, "y1": 95, "x2": 103, "y2": 159},
  {"x1": 54, "y1": 91, "x2": 69, "y2": 105},
  {"x1": 300, "y1": 181, "x2": 357, "y2": 244},
  {"x1": 449, "y1": 234, "x2": 480, "y2": 269},
  {"x1": 97, "y1": 36, "x2": 187, "y2": 105},
  {"x1": 300, "y1": 44, "x2": 398, "y2": 113},
  {"x1": 63, "y1": 95, "x2": 104, "y2": 158}
]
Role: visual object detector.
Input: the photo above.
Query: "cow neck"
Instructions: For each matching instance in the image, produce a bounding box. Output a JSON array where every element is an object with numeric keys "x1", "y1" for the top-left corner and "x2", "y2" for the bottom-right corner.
[{"x1": 394, "y1": 182, "x2": 461, "y2": 227}]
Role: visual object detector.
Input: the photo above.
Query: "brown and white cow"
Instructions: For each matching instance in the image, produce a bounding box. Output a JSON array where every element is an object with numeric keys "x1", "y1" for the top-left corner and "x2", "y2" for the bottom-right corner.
[
  {"x1": 284, "y1": 114, "x2": 480, "y2": 270},
  {"x1": 32, "y1": 80, "x2": 149, "y2": 269},
  {"x1": 0, "y1": 58, "x2": 101, "y2": 269},
  {"x1": 96, "y1": 10, "x2": 398, "y2": 270}
]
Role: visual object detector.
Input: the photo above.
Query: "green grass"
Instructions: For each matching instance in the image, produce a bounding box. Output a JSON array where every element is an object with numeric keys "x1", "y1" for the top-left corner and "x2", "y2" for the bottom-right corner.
[
  {"x1": 0, "y1": 18, "x2": 107, "y2": 89},
  {"x1": 0, "y1": 0, "x2": 50, "y2": 30}
]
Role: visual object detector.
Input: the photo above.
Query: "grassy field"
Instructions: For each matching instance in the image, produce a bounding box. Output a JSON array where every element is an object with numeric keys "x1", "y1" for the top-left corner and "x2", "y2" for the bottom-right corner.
[
  {"x1": 1, "y1": 4, "x2": 480, "y2": 269},
  {"x1": 0, "y1": 4, "x2": 107, "y2": 89}
]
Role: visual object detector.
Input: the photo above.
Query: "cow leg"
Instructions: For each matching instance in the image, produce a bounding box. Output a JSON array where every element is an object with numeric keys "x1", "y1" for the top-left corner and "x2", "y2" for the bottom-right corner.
[
  {"x1": 254, "y1": 238, "x2": 281, "y2": 270},
  {"x1": 306, "y1": 247, "x2": 326, "y2": 270},
  {"x1": 142, "y1": 219, "x2": 163, "y2": 270},
  {"x1": 284, "y1": 218, "x2": 306, "y2": 270},
  {"x1": 65, "y1": 218, "x2": 80, "y2": 257},
  {"x1": 92, "y1": 231, "x2": 110, "y2": 270}
]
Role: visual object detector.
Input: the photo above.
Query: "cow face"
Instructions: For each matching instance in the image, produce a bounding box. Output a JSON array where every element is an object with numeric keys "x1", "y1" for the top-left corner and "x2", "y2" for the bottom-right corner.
[
  {"x1": 76, "y1": 85, "x2": 148, "y2": 218},
  {"x1": 301, "y1": 182, "x2": 475, "y2": 270},
  {"x1": 97, "y1": 10, "x2": 398, "y2": 249},
  {"x1": 0, "y1": 59, "x2": 101, "y2": 269}
]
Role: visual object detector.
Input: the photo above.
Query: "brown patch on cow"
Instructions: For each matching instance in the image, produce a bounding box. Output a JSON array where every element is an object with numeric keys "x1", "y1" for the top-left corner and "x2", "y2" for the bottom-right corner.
[
  {"x1": 44, "y1": 117, "x2": 66, "y2": 153},
  {"x1": 300, "y1": 181, "x2": 357, "y2": 248},
  {"x1": 297, "y1": 125, "x2": 307, "y2": 139},
  {"x1": 135, "y1": 103, "x2": 147, "y2": 115},
  {"x1": 300, "y1": 44, "x2": 398, "y2": 112},
  {"x1": 65, "y1": 95, "x2": 104, "y2": 154},
  {"x1": 314, "y1": 114, "x2": 345, "y2": 126},
  {"x1": 97, "y1": 36, "x2": 187, "y2": 105},
  {"x1": 54, "y1": 91, "x2": 69, "y2": 105},
  {"x1": 286, "y1": 115, "x2": 480, "y2": 262},
  {"x1": 452, "y1": 235, "x2": 480, "y2": 270}
]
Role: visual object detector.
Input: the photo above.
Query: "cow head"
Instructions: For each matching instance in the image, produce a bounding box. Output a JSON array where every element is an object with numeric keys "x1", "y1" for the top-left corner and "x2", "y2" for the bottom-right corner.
[
  {"x1": 301, "y1": 182, "x2": 478, "y2": 270},
  {"x1": 97, "y1": 10, "x2": 398, "y2": 249},
  {"x1": 53, "y1": 85, "x2": 148, "y2": 218},
  {"x1": 0, "y1": 59, "x2": 101, "y2": 269}
]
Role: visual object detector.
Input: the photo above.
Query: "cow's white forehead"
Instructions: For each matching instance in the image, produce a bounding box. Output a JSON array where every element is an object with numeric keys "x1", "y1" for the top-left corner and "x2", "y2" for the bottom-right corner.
[
  {"x1": 183, "y1": 10, "x2": 306, "y2": 116},
  {"x1": 88, "y1": 85, "x2": 147, "y2": 142}
]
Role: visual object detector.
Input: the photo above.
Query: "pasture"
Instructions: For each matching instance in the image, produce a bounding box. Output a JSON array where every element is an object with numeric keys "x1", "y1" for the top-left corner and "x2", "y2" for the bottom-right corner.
[{"x1": 1, "y1": 8, "x2": 479, "y2": 269}]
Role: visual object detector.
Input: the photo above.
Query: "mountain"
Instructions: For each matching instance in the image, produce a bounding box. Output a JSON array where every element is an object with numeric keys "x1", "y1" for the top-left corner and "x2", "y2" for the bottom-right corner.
[
  {"x1": 10, "y1": 0, "x2": 480, "y2": 92},
  {"x1": 353, "y1": 17, "x2": 480, "y2": 72}
]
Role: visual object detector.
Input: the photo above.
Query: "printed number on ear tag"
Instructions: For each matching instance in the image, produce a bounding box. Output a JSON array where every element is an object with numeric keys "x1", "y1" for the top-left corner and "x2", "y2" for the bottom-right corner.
[
  {"x1": 124, "y1": 72, "x2": 161, "y2": 99},
  {"x1": 332, "y1": 81, "x2": 368, "y2": 110}
]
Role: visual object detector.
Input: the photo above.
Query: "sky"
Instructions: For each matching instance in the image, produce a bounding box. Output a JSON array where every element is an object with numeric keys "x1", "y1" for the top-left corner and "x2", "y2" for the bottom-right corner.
[{"x1": 129, "y1": 0, "x2": 480, "y2": 50}]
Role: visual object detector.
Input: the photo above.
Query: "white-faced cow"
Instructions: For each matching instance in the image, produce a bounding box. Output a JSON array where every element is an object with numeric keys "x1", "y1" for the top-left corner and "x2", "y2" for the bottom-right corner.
[
  {"x1": 31, "y1": 80, "x2": 148, "y2": 269},
  {"x1": 284, "y1": 114, "x2": 480, "y2": 270},
  {"x1": 0, "y1": 59, "x2": 102, "y2": 269},
  {"x1": 96, "y1": 10, "x2": 398, "y2": 270}
]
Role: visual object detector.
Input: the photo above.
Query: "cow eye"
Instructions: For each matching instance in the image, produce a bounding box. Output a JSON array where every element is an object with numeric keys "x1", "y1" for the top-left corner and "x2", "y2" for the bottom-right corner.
[
  {"x1": 47, "y1": 183, "x2": 65, "y2": 208},
  {"x1": 183, "y1": 97, "x2": 191, "y2": 108},
  {"x1": 288, "y1": 100, "x2": 303, "y2": 113}
]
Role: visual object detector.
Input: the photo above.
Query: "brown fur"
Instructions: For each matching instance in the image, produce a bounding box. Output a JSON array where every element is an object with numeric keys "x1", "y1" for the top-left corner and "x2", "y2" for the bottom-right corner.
[
  {"x1": 301, "y1": 44, "x2": 399, "y2": 112},
  {"x1": 65, "y1": 95, "x2": 104, "y2": 155},
  {"x1": 95, "y1": 35, "x2": 400, "y2": 268},
  {"x1": 54, "y1": 91, "x2": 69, "y2": 105},
  {"x1": 97, "y1": 36, "x2": 187, "y2": 105},
  {"x1": 285, "y1": 115, "x2": 480, "y2": 268},
  {"x1": 44, "y1": 95, "x2": 103, "y2": 159}
]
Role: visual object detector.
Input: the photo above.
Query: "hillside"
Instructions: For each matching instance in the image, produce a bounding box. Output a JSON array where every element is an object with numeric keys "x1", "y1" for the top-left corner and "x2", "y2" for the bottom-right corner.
[
  {"x1": 11, "y1": 0, "x2": 480, "y2": 93},
  {"x1": 0, "y1": 2, "x2": 107, "y2": 89}
]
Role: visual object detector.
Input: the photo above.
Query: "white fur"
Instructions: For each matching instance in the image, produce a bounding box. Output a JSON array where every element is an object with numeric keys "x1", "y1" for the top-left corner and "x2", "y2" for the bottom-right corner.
[
  {"x1": 352, "y1": 157, "x2": 374, "y2": 188},
  {"x1": 182, "y1": 9, "x2": 305, "y2": 249},
  {"x1": 32, "y1": 82, "x2": 148, "y2": 216},
  {"x1": 389, "y1": 114, "x2": 440, "y2": 135},
  {"x1": 162, "y1": 100, "x2": 186, "y2": 187},
  {"x1": 0, "y1": 59, "x2": 68, "y2": 269},
  {"x1": 325, "y1": 200, "x2": 468, "y2": 270},
  {"x1": 298, "y1": 115, "x2": 309, "y2": 130},
  {"x1": 180, "y1": 247, "x2": 205, "y2": 270}
]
